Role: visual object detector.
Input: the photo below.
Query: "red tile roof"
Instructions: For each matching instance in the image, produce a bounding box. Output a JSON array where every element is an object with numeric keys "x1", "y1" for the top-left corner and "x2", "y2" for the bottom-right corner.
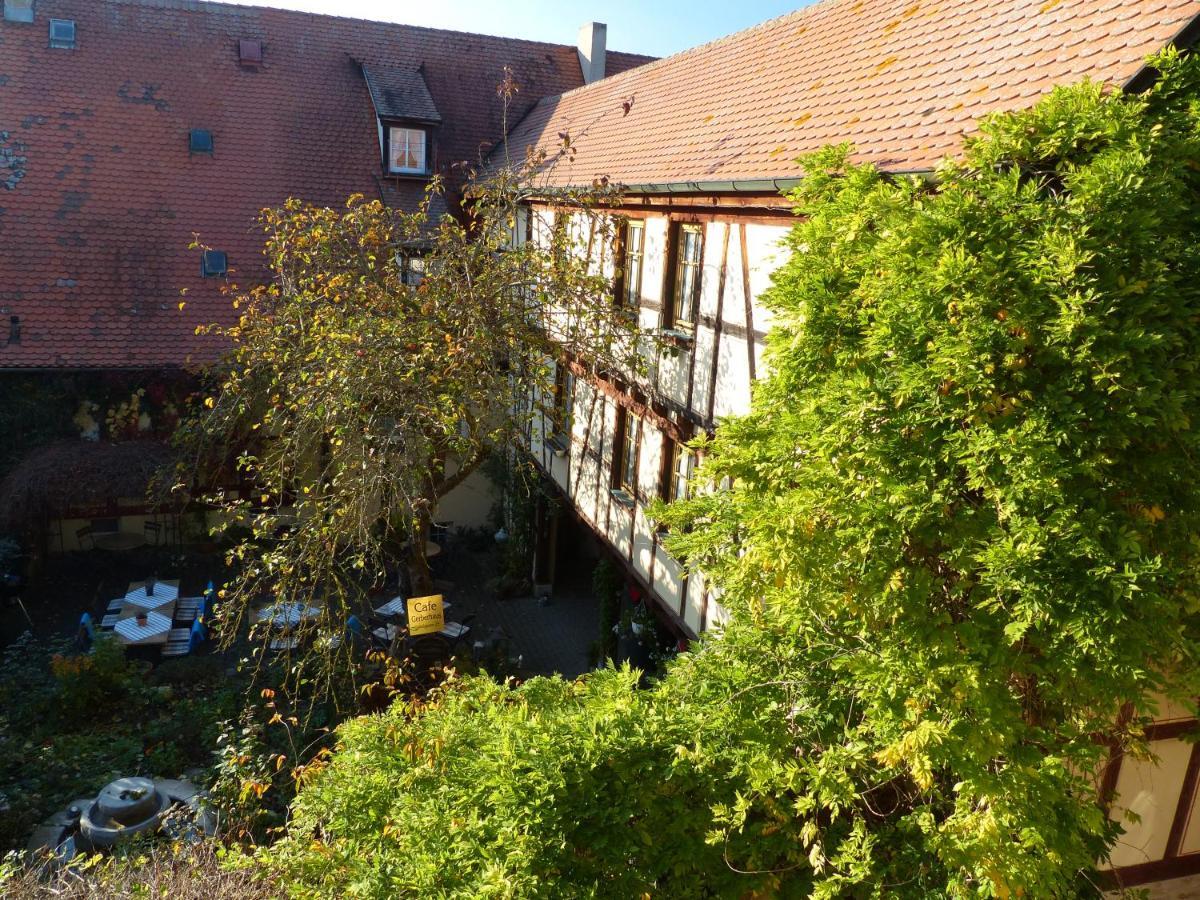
[
  {"x1": 0, "y1": 0, "x2": 653, "y2": 369},
  {"x1": 505, "y1": 0, "x2": 1200, "y2": 190}
]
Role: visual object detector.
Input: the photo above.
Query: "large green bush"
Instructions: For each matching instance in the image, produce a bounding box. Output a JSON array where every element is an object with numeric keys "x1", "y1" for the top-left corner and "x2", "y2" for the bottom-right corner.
[{"x1": 262, "y1": 52, "x2": 1200, "y2": 898}]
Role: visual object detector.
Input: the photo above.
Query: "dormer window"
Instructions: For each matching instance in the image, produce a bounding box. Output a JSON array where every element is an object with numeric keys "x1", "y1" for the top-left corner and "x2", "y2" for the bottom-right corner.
[
  {"x1": 387, "y1": 126, "x2": 428, "y2": 176},
  {"x1": 360, "y1": 64, "x2": 441, "y2": 179}
]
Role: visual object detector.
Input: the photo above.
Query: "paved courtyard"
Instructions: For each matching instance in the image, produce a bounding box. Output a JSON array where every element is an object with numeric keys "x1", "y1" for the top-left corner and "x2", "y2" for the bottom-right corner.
[{"x1": 425, "y1": 538, "x2": 602, "y2": 679}]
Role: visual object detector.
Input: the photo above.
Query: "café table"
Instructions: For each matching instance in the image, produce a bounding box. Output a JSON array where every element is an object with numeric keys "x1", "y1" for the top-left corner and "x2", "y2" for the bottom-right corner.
[
  {"x1": 254, "y1": 602, "x2": 321, "y2": 628},
  {"x1": 93, "y1": 532, "x2": 146, "y2": 552},
  {"x1": 125, "y1": 579, "x2": 180, "y2": 609},
  {"x1": 113, "y1": 601, "x2": 176, "y2": 646}
]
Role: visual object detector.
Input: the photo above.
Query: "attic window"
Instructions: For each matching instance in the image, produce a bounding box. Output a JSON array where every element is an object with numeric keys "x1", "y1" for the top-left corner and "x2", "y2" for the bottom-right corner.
[
  {"x1": 200, "y1": 250, "x2": 228, "y2": 278},
  {"x1": 8, "y1": 316, "x2": 20, "y2": 345},
  {"x1": 238, "y1": 39, "x2": 263, "y2": 67},
  {"x1": 387, "y1": 126, "x2": 428, "y2": 176},
  {"x1": 3, "y1": 0, "x2": 35, "y2": 24},
  {"x1": 189, "y1": 129, "x2": 214, "y2": 154},
  {"x1": 48, "y1": 18, "x2": 75, "y2": 49}
]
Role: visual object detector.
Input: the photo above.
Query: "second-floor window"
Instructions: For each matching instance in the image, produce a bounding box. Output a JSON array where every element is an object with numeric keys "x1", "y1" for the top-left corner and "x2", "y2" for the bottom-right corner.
[
  {"x1": 663, "y1": 439, "x2": 697, "y2": 503},
  {"x1": 550, "y1": 364, "x2": 575, "y2": 445},
  {"x1": 666, "y1": 223, "x2": 703, "y2": 331},
  {"x1": 616, "y1": 219, "x2": 645, "y2": 309},
  {"x1": 613, "y1": 407, "x2": 640, "y2": 497},
  {"x1": 388, "y1": 126, "x2": 428, "y2": 175}
]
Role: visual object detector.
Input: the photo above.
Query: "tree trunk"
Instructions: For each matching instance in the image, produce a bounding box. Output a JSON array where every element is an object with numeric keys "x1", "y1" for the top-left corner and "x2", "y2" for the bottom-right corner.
[{"x1": 408, "y1": 504, "x2": 435, "y2": 597}]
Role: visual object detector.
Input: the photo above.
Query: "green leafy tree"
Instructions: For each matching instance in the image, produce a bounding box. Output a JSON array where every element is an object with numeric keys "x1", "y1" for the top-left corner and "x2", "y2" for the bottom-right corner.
[
  {"x1": 256, "y1": 52, "x2": 1200, "y2": 898},
  {"x1": 176, "y1": 153, "x2": 647, "y2": 676}
]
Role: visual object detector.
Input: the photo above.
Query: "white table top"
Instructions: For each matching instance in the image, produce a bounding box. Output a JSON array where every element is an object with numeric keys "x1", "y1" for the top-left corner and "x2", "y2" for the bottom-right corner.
[
  {"x1": 255, "y1": 602, "x2": 321, "y2": 628},
  {"x1": 372, "y1": 624, "x2": 402, "y2": 642},
  {"x1": 114, "y1": 611, "x2": 172, "y2": 644},
  {"x1": 440, "y1": 621, "x2": 469, "y2": 639},
  {"x1": 124, "y1": 583, "x2": 179, "y2": 607}
]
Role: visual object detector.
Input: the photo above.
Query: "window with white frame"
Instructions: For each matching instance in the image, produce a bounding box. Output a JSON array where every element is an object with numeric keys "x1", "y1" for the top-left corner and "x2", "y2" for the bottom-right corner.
[
  {"x1": 617, "y1": 219, "x2": 645, "y2": 309},
  {"x1": 400, "y1": 254, "x2": 426, "y2": 286},
  {"x1": 667, "y1": 223, "x2": 703, "y2": 330},
  {"x1": 388, "y1": 126, "x2": 428, "y2": 175},
  {"x1": 664, "y1": 439, "x2": 696, "y2": 503},
  {"x1": 614, "y1": 407, "x2": 640, "y2": 498},
  {"x1": 548, "y1": 364, "x2": 575, "y2": 447}
]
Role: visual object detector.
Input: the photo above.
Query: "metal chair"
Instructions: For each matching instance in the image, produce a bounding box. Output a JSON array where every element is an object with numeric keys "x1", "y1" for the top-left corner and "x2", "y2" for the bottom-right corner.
[{"x1": 440, "y1": 614, "x2": 475, "y2": 648}]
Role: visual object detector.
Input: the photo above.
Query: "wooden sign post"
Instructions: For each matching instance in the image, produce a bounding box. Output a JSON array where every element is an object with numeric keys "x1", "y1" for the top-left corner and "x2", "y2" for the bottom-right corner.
[{"x1": 407, "y1": 594, "x2": 445, "y2": 636}]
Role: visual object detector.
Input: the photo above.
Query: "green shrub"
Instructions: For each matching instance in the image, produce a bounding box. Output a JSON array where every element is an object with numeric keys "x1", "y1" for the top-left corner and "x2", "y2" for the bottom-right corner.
[{"x1": 266, "y1": 51, "x2": 1200, "y2": 898}]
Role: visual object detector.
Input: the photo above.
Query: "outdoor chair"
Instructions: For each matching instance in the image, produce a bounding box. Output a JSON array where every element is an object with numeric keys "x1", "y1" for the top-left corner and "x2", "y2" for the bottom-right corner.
[
  {"x1": 76, "y1": 525, "x2": 94, "y2": 551},
  {"x1": 174, "y1": 596, "x2": 202, "y2": 625},
  {"x1": 76, "y1": 612, "x2": 95, "y2": 651},
  {"x1": 105, "y1": 597, "x2": 122, "y2": 614},
  {"x1": 440, "y1": 614, "x2": 475, "y2": 647},
  {"x1": 100, "y1": 613, "x2": 118, "y2": 631},
  {"x1": 187, "y1": 618, "x2": 207, "y2": 654},
  {"x1": 163, "y1": 632, "x2": 190, "y2": 658}
]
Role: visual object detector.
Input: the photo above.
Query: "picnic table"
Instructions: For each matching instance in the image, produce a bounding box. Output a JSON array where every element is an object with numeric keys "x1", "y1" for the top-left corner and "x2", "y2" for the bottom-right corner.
[
  {"x1": 124, "y1": 579, "x2": 180, "y2": 610},
  {"x1": 113, "y1": 608, "x2": 174, "y2": 646},
  {"x1": 110, "y1": 580, "x2": 181, "y2": 646}
]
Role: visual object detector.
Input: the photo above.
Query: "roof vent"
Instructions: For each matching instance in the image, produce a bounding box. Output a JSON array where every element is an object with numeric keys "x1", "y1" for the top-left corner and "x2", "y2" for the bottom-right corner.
[
  {"x1": 3, "y1": 0, "x2": 34, "y2": 24},
  {"x1": 189, "y1": 129, "x2": 214, "y2": 154},
  {"x1": 8, "y1": 316, "x2": 21, "y2": 345},
  {"x1": 200, "y1": 250, "x2": 228, "y2": 277},
  {"x1": 238, "y1": 38, "x2": 263, "y2": 68},
  {"x1": 48, "y1": 17, "x2": 75, "y2": 49}
]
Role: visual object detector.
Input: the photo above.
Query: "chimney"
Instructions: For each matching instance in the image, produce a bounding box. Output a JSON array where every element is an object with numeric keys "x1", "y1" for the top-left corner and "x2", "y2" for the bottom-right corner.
[{"x1": 577, "y1": 22, "x2": 607, "y2": 85}]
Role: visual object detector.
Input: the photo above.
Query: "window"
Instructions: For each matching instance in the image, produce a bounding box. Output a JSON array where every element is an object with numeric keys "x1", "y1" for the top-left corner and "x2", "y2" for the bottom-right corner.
[
  {"x1": 663, "y1": 439, "x2": 696, "y2": 503},
  {"x1": 548, "y1": 364, "x2": 574, "y2": 447},
  {"x1": 48, "y1": 18, "x2": 75, "y2": 49},
  {"x1": 388, "y1": 126, "x2": 428, "y2": 175},
  {"x1": 613, "y1": 407, "x2": 640, "y2": 498},
  {"x1": 616, "y1": 219, "x2": 645, "y2": 309},
  {"x1": 200, "y1": 250, "x2": 228, "y2": 277},
  {"x1": 4, "y1": 1, "x2": 34, "y2": 25},
  {"x1": 400, "y1": 254, "x2": 426, "y2": 286},
  {"x1": 666, "y1": 223, "x2": 703, "y2": 331},
  {"x1": 189, "y1": 129, "x2": 214, "y2": 154}
]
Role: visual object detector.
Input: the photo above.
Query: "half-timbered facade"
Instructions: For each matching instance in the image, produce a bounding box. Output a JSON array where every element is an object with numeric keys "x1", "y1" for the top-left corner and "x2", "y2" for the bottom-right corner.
[{"x1": 504, "y1": 0, "x2": 1200, "y2": 891}]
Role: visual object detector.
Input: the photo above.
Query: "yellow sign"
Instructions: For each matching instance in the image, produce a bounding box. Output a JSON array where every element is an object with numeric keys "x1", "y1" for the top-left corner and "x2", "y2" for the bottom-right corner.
[{"x1": 407, "y1": 594, "x2": 445, "y2": 637}]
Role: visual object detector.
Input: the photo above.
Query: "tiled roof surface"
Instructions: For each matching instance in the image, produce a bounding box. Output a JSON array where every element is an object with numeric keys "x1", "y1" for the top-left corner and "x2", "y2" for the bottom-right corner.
[
  {"x1": 363, "y1": 64, "x2": 442, "y2": 123},
  {"x1": 0, "y1": 0, "x2": 654, "y2": 369},
  {"x1": 506, "y1": 0, "x2": 1200, "y2": 189}
]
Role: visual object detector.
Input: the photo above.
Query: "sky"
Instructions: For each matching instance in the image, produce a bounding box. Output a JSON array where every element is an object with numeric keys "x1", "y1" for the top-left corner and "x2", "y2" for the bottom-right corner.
[{"x1": 210, "y1": 0, "x2": 815, "y2": 58}]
